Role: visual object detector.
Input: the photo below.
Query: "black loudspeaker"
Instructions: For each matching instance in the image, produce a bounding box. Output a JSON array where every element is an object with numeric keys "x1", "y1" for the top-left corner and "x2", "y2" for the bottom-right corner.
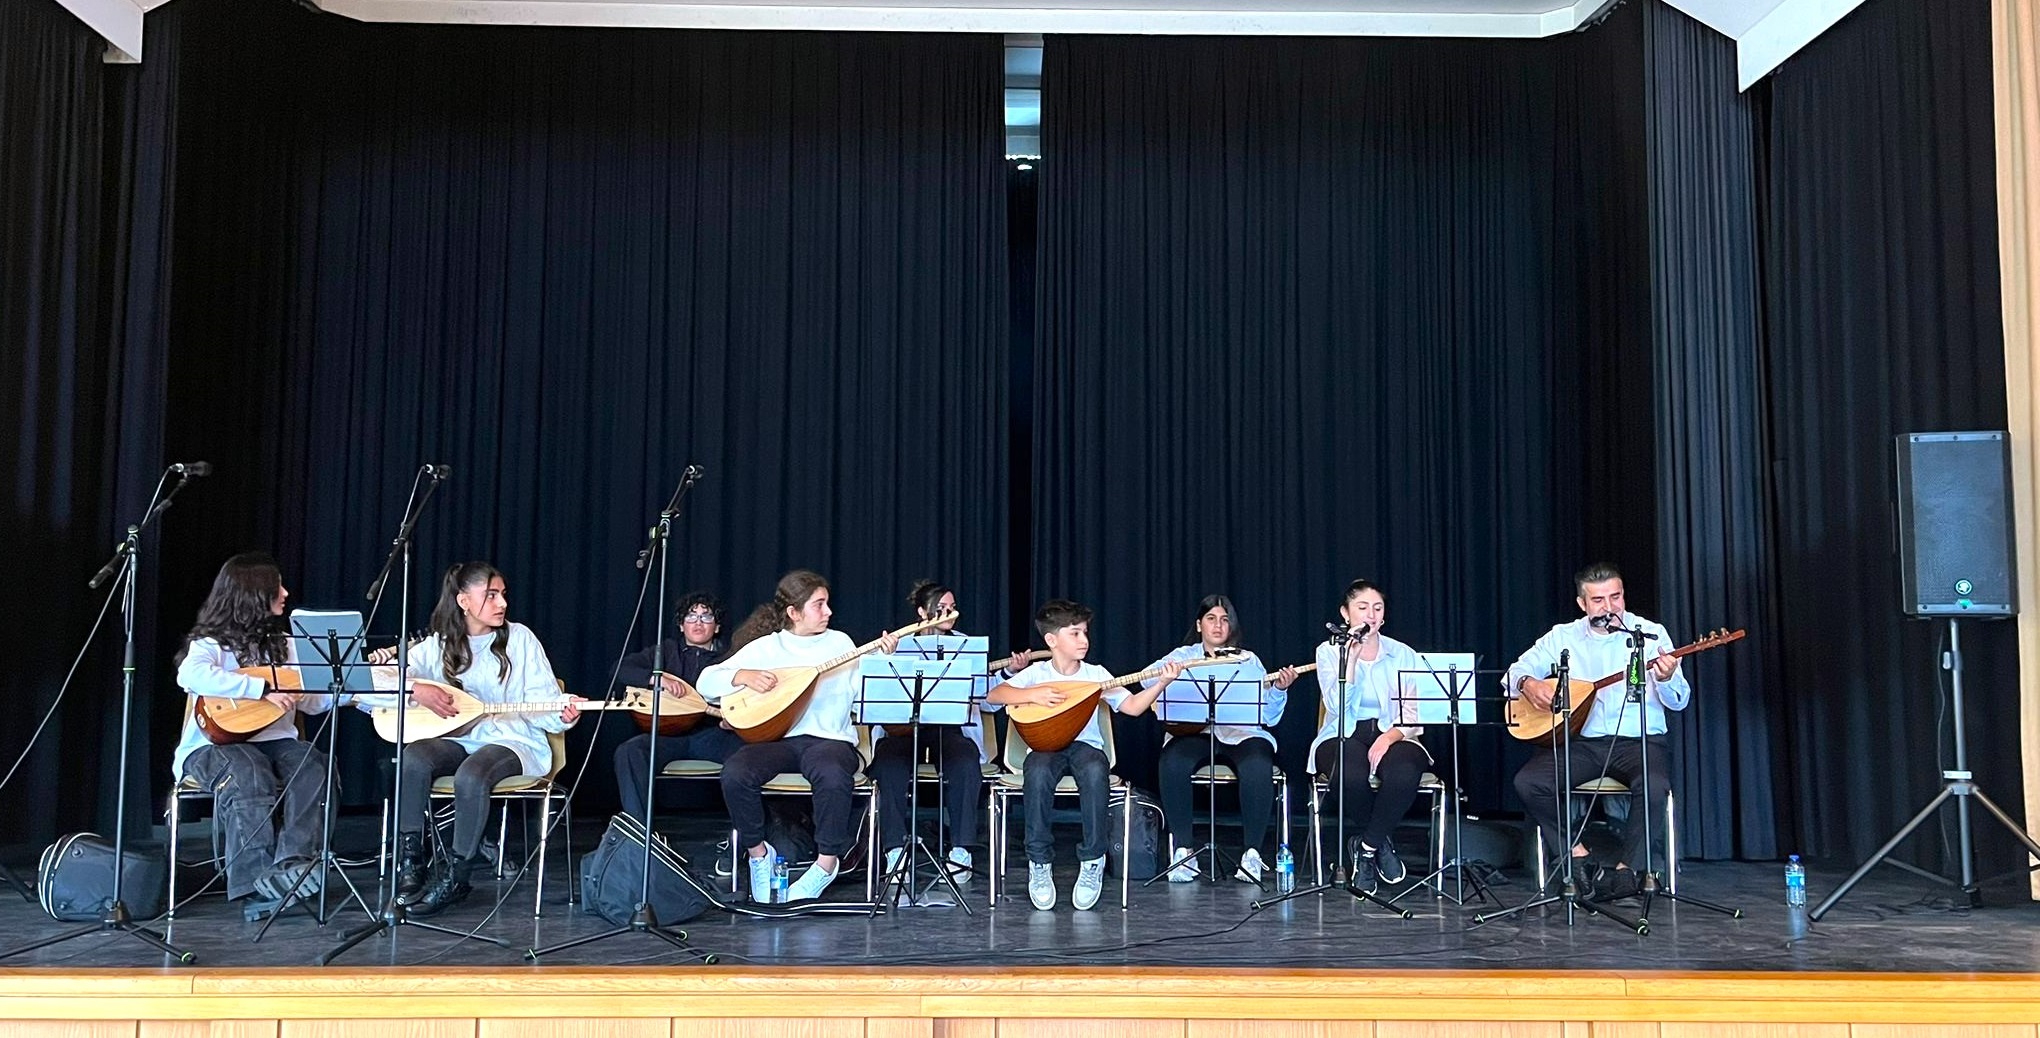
[{"x1": 1894, "y1": 431, "x2": 2018, "y2": 617}]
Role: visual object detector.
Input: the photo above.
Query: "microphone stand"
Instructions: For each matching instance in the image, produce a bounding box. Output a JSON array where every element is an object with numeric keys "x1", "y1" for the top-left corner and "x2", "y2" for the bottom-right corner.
[
  {"x1": 1252, "y1": 627, "x2": 1411, "y2": 918},
  {"x1": 1, "y1": 467, "x2": 198, "y2": 963},
  {"x1": 1605, "y1": 621, "x2": 1739, "y2": 925},
  {"x1": 527, "y1": 466, "x2": 715, "y2": 961},
  {"x1": 1474, "y1": 649, "x2": 1638, "y2": 932},
  {"x1": 323, "y1": 466, "x2": 497, "y2": 964}
]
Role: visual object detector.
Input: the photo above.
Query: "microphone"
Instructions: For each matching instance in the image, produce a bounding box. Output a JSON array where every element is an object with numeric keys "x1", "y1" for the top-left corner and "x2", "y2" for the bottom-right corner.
[
  {"x1": 684, "y1": 464, "x2": 705, "y2": 481},
  {"x1": 1590, "y1": 613, "x2": 1613, "y2": 630},
  {"x1": 171, "y1": 461, "x2": 212, "y2": 477},
  {"x1": 425, "y1": 464, "x2": 451, "y2": 481},
  {"x1": 1324, "y1": 621, "x2": 1371, "y2": 641}
]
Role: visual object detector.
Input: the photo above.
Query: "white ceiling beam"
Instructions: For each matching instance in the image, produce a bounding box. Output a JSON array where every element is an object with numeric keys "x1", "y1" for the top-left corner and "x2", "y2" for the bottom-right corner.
[
  {"x1": 55, "y1": 0, "x2": 144, "y2": 62},
  {"x1": 1736, "y1": 0, "x2": 1870, "y2": 89}
]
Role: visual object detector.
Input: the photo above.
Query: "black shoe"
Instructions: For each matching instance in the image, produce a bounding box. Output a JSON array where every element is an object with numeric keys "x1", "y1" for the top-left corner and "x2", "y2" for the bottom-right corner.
[
  {"x1": 1372, "y1": 842, "x2": 1407, "y2": 885},
  {"x1": 407, "y1": 856, "x2": 474, "y2": 917},
  {"x1": 394, "y1": 832, "x2": 431, "y2": 904},
  {"x1": 1598, "y1": 866, "x2": 1641, "y2": 900}
]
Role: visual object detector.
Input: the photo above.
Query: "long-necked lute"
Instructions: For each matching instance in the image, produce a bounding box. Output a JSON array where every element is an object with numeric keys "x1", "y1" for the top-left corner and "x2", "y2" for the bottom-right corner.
[
  {"x1": 720, "y1": 612, "x2": 959, "y2": 744},
  {"x1": 1007, "y1": 649, "x2": 1243, "y2": 752},
  {"x1": 631, "y1": 677, "x2": 720, "y2": 735},
  {"x1": 1163, "y1": 661, "x2": 1318, "y2": 738},
  {"x1": 1506, "y1": 628, "x2": 1744, "y2": 746},
  {"x1": 368, "y1": 681, "x2": 691, "y2": 743}
]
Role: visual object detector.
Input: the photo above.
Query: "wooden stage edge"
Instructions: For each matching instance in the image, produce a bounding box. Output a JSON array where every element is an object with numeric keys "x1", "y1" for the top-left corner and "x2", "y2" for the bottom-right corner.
[{"x1": 5, "y1": 968, "x2": 2040, "y2": 1033}]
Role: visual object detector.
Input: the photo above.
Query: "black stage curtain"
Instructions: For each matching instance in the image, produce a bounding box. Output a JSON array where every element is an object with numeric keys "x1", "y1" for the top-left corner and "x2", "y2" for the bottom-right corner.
[
  {"x1": 1643, "y1": 2, "x2": 1780, "y2": 861},
  {"x1": 1033, "y1": 19, "x2": 1658, "y2": 811},
  {"x1": 156, "y1": 0, "x2": 1009, "y2": 813},
  {"x1": 1757, "y1": 0, "x2": 2022, "y2": 871},
  {"x1": 0, "y1": 0, "x2": 179, "y2": 847}
]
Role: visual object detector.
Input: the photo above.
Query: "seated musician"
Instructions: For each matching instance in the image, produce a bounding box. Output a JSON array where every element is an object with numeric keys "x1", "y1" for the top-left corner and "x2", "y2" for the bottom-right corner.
[
  {"x1": 1506, "y1": 562, "x2": 1687, "y2": 898},
  {"x1": 1143, "y1": 594, "x2": 1297, "y2": 883},
  {"x1": 696, "y1": 570, "x2": 898, "y2": 902},
  {"x1": 1309, "y1": 579, "x2": 1427, "y2": 886},
  {"x1": 171, "y1": 552, "x2": 332, "y2": 904},
  {"x1": 386, "y1": 561, "x2": 580, "y2": 916},
  {"x1": 983, "y1": 599, "x2": 1183, "y2": 911},
  {"x1": 867, "y1": 580, "x2": 1025, "y2": 879},
  {"x1": 611, "y1": 591, "x2": 740, "y2": 824}
]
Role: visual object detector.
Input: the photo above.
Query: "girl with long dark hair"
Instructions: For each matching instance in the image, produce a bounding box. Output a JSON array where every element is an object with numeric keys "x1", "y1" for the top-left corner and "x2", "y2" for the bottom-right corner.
[
  {"x1": 1309, "y1": 579, "x2": 1427, "y2": 887},
  {"x1": 388, "y1": 561, "x2": 580, "y2": 915},
  {"x1": 172, "y1": 552, "x2": 332, "y2": 904}
]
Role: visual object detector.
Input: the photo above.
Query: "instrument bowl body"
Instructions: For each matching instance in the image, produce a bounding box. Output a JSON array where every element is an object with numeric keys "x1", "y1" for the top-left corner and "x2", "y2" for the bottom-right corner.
[
  {"x1": 193, "y1": 698, "x2": 289, "y2": 745},
  {"x1": 1007, "y1": 683, "x2": 1103, "y2": 752},
  {"x1": 723, "y1": 665, "x2": 822, "y2": 744},
  {"x1": 371, "y1": 682, "x2": 483, "y2": 743},
  {"x1": 1504, "y1": 678, "x2": 1595, "y2": 748}
]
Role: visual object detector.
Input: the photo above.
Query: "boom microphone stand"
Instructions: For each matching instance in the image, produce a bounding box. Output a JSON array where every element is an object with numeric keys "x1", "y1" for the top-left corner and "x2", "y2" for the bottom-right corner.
[
  {"x1": 1, "y1": 463, "x2": 205, "y2": 964},
  {"x1": 1251, "y1": 624, "x2": 1411, "y2": 919},
  {"x1": 322, "y1": 464, "x2": 498, "y2": 964},
  {"x1": 527, "y1": 465, "x2": 714, "y2": 962}
]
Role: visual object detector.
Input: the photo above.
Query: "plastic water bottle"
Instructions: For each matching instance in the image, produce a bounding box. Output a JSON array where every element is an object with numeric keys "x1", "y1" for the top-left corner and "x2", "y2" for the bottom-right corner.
[
  {"x1": 770, "y1": 856, "x2": 791, "y2": 904},
  {"x1": 1275, "y1": 844, "x2": 1296, "y2": 894},
  {"x1": 1784, "y1": 854, "x2": 1806, "y2": 907}
]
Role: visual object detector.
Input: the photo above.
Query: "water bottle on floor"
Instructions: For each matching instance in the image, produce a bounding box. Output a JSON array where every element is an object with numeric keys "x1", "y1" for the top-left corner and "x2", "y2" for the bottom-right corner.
[
  {"x1": 1784, "y1": 854, "x2": 1806, "y2": 907},
  {"x1": 771, "y1": 856, "x2": 790, "y2": 904},
  {"x1": 1275, "y1": 844, "x2": 1295, "y2": 894}
]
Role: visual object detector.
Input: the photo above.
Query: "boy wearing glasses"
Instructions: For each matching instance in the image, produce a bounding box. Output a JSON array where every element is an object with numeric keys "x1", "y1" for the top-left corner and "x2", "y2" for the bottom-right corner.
[{"x1": 612, "y1": 591, "x2": 739, "y2": 822}]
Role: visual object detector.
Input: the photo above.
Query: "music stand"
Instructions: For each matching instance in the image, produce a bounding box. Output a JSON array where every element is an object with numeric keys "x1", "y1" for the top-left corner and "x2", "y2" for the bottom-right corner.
[
  {"x1": 249, "y1": 610, "x2": 381, "y2": 939},
  {"x1": 858, "y1": 644, "x2": 977, "y2": 913},
  {"x1": 1148, "y1": 659, "x2": 1270, "y2": 888},
  {"x1": 1381, "y1": 657, "x2": 1501, "y2": 907}
]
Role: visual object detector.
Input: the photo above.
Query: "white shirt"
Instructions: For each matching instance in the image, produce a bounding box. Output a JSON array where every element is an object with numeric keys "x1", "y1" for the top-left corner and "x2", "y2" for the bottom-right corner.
[
  {"x1": 173, "y1": 637, "x2": 333, "y2": 779},
  {"x1": 984, "y1": 660, "x2": 1126, "y2": 753},
  {"x1": 1503, "y1": 614, "x2": 1691, "y2": 738},
  {"x1": 1307, "y1": 635, "x2": 1426, "y2": 770},
  {"x1": 1141, "y1": 644, "x2": 1285, "y2": 749},
  {"x1": 362, "y1": 622, "x2": 571, "y2": 776},
  {"x1": 696, "y1": 629, "x2": 862, "y2": 748}
]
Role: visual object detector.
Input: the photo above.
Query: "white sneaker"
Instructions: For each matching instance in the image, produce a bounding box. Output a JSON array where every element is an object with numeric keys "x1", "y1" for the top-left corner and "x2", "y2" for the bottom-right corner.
[
  {"x1": 1073, "y1": 855, "x2": 1107, "y2": 910},
  {"x1": 1235, "y1": 847, "x2": 1266, "y2": 884},
  {"x1": 1164, "y1": 851, "x2": 1200, "y2": 883},
  {"x1": 1027, "y1": 862, "x2": 1056, "y2": 910},
  {"x1": 746, "y1": 843, "x2": 778, "y2": 903},
  {"x1": 786, "y1": 861, "x2": 839, "y2": 901},
  {"x1": 882, "y1": 847, "x2": 906, "y2": 876},
  {"x1": 946, "y1": 846, "x2": 973, "y2": 877}
]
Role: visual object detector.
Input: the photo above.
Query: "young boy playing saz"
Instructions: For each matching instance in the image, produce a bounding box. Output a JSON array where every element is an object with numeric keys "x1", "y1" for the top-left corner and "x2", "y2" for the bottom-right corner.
[{"x1": 985, "y1": 600, "x2": 1186, "y2": 910}]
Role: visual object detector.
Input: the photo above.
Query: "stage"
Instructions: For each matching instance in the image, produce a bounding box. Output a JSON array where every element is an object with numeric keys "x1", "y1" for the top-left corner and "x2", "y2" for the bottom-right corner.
[{"x1": 3, "y1": 823, "x2": 2040, "y2": 1036}]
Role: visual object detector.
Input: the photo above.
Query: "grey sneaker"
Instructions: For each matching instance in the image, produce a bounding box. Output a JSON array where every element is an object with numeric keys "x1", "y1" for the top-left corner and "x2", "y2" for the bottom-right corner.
[
  {"x1": 1073, "y1": 855, "x2": 1107, "y2": 910},
  {"x1": 1027, "y1": 861, "x2": 1056, "y2": 910},
  {"x1": 747, "y1": 843, "x2": 778, "y2": 903},
  {"x1": 1164, "y1": 851, "x2": 1199, "y2": 883}
]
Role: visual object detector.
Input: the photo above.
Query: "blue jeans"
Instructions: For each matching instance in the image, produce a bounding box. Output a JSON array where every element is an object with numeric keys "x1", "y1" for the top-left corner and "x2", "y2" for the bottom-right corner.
[{"x1": 1021, "y1": 741, "x2": 1111, "y2": 864}]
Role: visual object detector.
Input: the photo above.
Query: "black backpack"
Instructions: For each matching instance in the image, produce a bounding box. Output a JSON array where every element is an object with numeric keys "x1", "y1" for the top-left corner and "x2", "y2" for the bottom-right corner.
[
  {"x1": 1106, "y1": 788, "x2": 1164, "y2": 880},
  {"x1": 38, "y1": 833, "x2": 167, "y2": 922},
  {"x1": 578, "y1": 813, "x2": 716, "y2": 927}
]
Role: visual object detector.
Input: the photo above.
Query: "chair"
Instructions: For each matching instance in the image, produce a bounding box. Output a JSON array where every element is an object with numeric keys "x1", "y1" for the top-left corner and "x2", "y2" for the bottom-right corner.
[
  {"x1": 1533, "y1": 777, "x2": 1680, "y2": 893},
  {"x1": 423, "y1": 727, "x2": 575, "y2": 917},
  {"x1": 987, "y1": 704, "x2": 1135, "y2": 910},
  {"x1": 725, "y1": 727, "x2": 880, "y2": 901},
  {"x1": 164, "y1": 776, "x2": 226, "y2": 921}
]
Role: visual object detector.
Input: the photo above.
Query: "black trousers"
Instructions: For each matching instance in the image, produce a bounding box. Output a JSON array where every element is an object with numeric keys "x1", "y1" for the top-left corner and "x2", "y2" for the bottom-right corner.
[
  {"x1": 612, "y1": 725, "x2": 745, "y2": 822},
  {"x1": 1314, "y1": 738, "x2": 1427, "y2": 850},
  {"x1": 868, "y1": 728, "x2": 983, "y2": 852},
  {"x1": 182, "y1": 739, "x2": 328, "y2": 899},
  {"x1": 720, "y1": 735, "x2": 863, "y2": 857},
  {"x1": 1513, "y1": 734, "x2": 1671, "y2": 872},
  {"x1": 397, "y1": 740, "x2": 523, "y2": 860},
  {"x1": 1157, "y1": 735, "x2": 1276, "y2": 853},
  {"x1": 1021, "y1": 741, "x2": 1112, "y2": 864}
]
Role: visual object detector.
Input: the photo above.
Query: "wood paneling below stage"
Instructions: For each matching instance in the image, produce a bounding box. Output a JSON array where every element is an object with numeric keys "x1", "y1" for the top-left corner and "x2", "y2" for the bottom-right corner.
[{"x1": 3, "y1": 970, "x2": 2039, "y2": 1036}]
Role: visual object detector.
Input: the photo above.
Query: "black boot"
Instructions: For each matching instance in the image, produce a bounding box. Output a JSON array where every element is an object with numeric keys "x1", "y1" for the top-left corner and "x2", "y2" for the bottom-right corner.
[
  {"x1": 394, "y1": 832, "x2": 430, "y2": 904},
  {"x1": 408, "y1": 855, "x2": 475, "y2": 917}
]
